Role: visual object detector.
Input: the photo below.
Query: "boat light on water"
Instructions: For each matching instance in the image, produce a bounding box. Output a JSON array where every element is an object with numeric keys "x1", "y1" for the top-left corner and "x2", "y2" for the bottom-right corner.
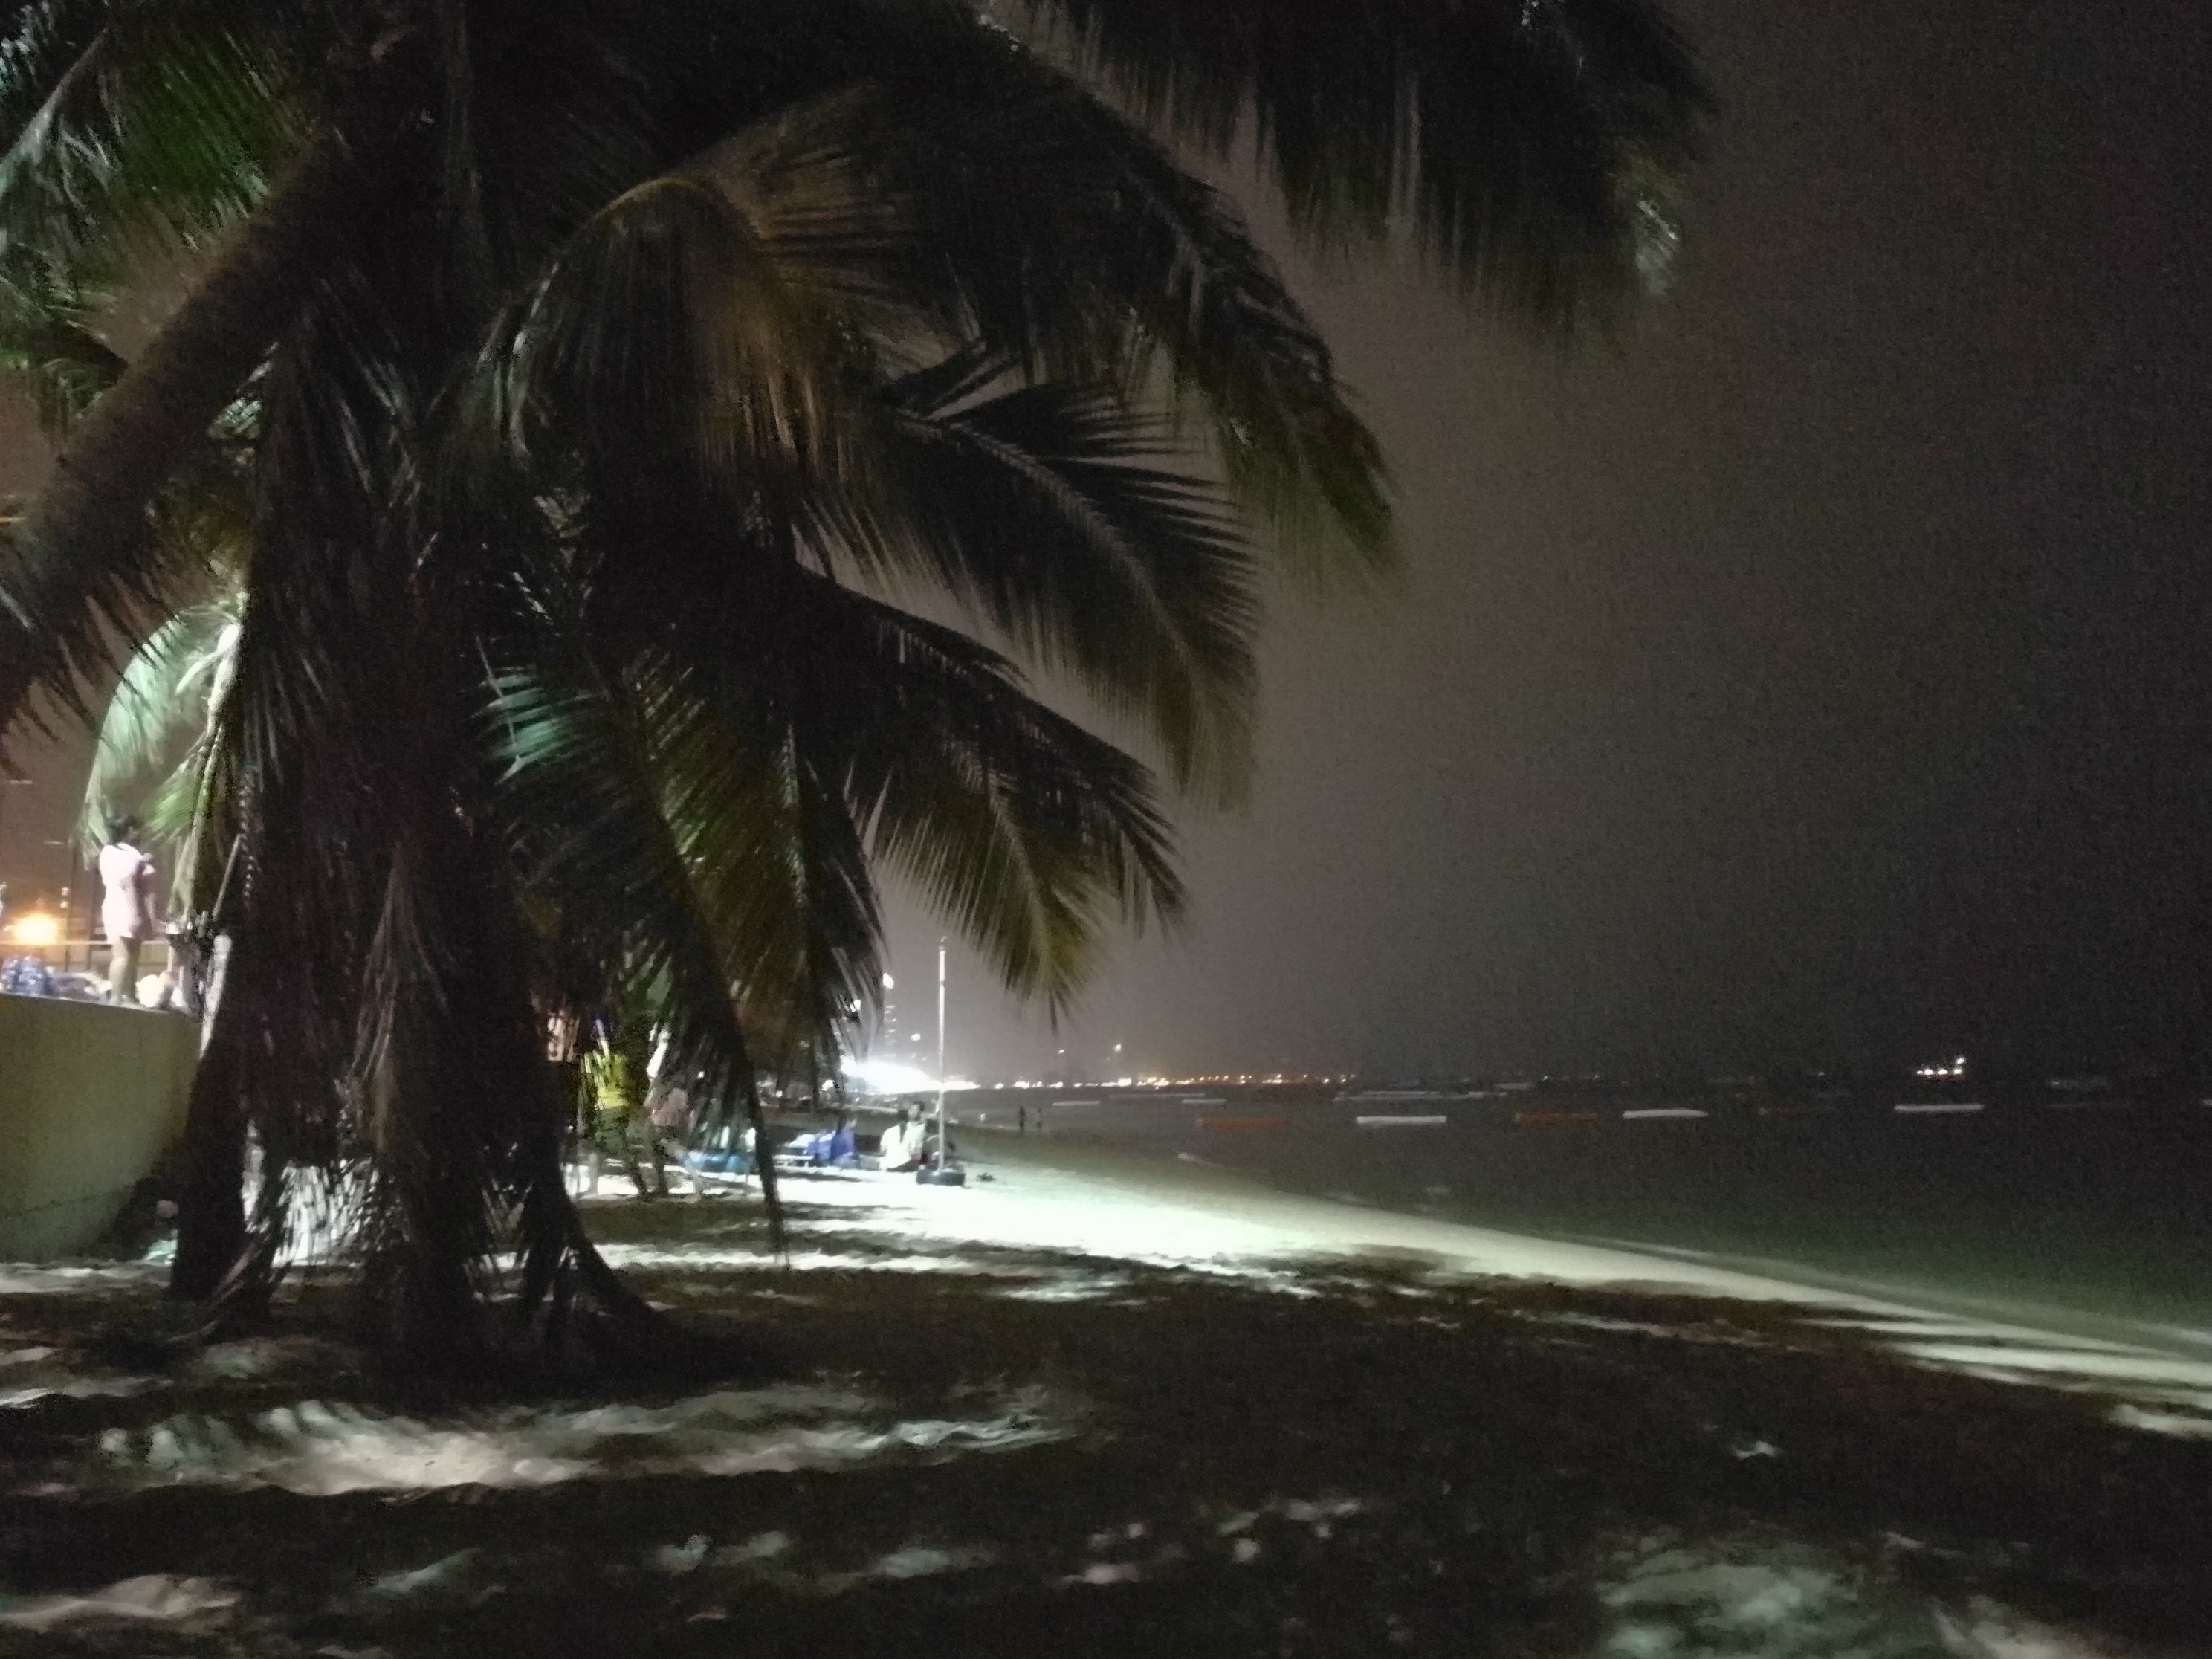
[
  {"x1": 1894, "y1": 1101, "x2": 1986, "y2": 1114},
  {"x1": 1620, "y1": 1107, "x2": 1707, "y2": 1121},
  {"x1": 1355, "y1": 1113, "x2": 1449, "y2": 1128}
]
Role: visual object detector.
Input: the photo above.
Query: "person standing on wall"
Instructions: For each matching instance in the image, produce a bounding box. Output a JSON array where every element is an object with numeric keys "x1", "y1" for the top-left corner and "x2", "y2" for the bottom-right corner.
[{"x1": 97, "y1": 817, "x2": 158, "y2": 1004}]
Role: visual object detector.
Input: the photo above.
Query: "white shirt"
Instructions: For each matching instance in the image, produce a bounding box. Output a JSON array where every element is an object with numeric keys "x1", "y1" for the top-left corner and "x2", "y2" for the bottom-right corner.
[{"x1": 97, "y1": 841, "x2": 157, "y2": 943}]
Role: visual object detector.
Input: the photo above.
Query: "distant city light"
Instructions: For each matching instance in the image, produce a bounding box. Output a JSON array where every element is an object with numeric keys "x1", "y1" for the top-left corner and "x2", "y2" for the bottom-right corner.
[
  {"x1": 838, "y1": 1056, "x2": 977, "y2": 1095},
  {"x1": 841, "y1": 1057, "x2": 934, "y2": 1093}
]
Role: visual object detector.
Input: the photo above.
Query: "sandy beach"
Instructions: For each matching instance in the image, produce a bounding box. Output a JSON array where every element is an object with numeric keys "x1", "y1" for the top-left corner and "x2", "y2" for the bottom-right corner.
[
  {"x1": 8, "y1": 1128, "x2": 2212, "y2": 1655},
  {"x1": 701, "y1": 1127, "x2": 2212, "y2": 1432}
]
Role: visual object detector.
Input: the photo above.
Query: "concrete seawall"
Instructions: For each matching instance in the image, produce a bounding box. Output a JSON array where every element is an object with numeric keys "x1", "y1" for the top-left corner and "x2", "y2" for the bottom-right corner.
[{"x1": 0, "y1": 995, "x2": 197, "y2": 1258}]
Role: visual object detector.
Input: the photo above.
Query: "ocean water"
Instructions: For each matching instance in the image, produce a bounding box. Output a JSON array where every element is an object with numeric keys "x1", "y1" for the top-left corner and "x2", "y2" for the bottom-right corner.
[{"x1": 931, "y1": 1085, "x2": 2212, "y2": 1343}]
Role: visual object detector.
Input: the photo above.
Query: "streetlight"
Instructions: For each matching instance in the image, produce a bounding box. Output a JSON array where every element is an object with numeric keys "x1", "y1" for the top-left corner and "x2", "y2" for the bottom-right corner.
[{"x1": 7, "y1": 909, "x2": 60, "y2": 946}]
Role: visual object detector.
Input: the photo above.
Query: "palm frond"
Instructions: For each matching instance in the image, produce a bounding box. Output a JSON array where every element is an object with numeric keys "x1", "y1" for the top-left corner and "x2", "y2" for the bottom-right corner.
[
  {"x1": 639, "y1": 661, "x2": 882, "y2": 1082},
  {"x1": 489, "y1": 635, "x2": 784, "y2": 1232},
  {"x1": 617, "y1": 1, "x2": 1396, "y2": 571},
  {"x1": 0, "y1": 265, "x2": 124, "y2": 436},
  {"x1": 487, "y1": 516, "x2": 882, "y2": 1096},
  {"x1": 77, "y1": 595, "x2": 236, "y2": 850},
  {"x1": 1022, "y1": 0, "x2": 1713, "y2": 324},
  {"x1": 834, "y1": 595, "x2": 1184, "y2": 1010},
  {"x1": 0, "y1": 125, "x2": 350, "y2": 744},
  {"x1": 468, "y1": 128, "x2": 909, "y2": 514},
  {"x1": 473, "y1": 178, "x2": 800, "y2": 496},
  {"x1": 427, "y1": 0, "x2": 659, "y2": 313},
  {"x1": 665, "y1": 569, "x2": 1185, "y2": 1009},
  {"x1": 870, "y1": 50, "x2": 1394, "y2": 557},
  {"x1": 0, "y1": 0, "x2": 301, "y2": 279},
  {"x1": 848, "y1": 361, "x2": 1261, "y2": 801}
]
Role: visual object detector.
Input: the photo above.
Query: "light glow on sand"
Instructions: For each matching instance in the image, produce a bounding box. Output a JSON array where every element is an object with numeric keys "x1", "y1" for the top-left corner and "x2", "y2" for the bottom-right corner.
[
  {"x1": 1595, "y1": 1530, "x2": 2131, "y2": 1658},
  {"x1": 91, "y1": 1383, "x2": 1076, "y2": 1495}
]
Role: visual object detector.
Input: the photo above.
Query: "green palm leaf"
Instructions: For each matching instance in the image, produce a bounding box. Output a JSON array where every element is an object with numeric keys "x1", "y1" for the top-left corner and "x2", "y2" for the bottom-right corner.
[
  {"x1": 664, "y1": 568, "x2": 1186, "y2": 1008},
  {"x1": 636, "y1": 11, "x2": 1396, "y2": 572},
  {"x1": 0, "y1": 0, "x2": 300, "y2": 280},
  {"x1": 472, "y1": 146, "x2": 902, "y2": 507},
  {"x1": 489, "y1": 640, "x2": 786, "y2": 1236},
  {"x1": 0, "y1": 274, "x2": 126, "y2": 436},
  {"x1": 1021, "y1": 0, "x2": 1712, "y2": 322},
  {"x1": 76, "y1": 593, "x2": 236, "y2": 850},
  {"x1": 851, "y1": 358, "x2": 1260, "y2": 801}
]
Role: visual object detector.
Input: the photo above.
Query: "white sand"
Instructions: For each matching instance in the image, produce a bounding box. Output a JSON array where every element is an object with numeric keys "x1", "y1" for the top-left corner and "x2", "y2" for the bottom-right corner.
[{"x1": 718, "y1": 1132, "x2": 2212, "y2": 1429}]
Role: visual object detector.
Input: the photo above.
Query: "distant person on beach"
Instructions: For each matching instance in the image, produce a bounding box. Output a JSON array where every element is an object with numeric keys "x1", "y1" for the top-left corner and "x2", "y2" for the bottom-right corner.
[
  {"x1": 880, "y1": 1107, "x2": 922, "y2": 1171},
  {"x1": 583, "y1": 1032, "x2": 664, "y2": 1197},
  {"x1": 96, "y1": 818, "x2": 158, "y2": 1004}
]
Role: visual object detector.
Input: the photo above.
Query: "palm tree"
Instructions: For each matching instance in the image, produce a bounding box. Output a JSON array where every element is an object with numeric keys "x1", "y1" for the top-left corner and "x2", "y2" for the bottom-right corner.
[
  {"x1": 74, "y1": 581, "x2": 239, "y2": 842},
  {"x1": 0, "y1": 1, "x2": 1707, "y2": 1365}
]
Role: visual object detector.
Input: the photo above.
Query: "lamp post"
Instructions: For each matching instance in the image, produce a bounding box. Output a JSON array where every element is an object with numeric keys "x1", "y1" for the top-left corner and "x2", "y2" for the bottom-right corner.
[{"x1": 934, "y1": 937, "x2": 947, "y2": 1168}]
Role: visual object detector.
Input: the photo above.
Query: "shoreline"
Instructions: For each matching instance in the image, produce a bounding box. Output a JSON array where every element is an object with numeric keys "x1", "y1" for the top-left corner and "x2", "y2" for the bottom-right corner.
[
  {"x1": 746, "y1": 1128, "x2": 2212, "y2": 1401},
  {"x1": 1024, "y1": 1131, "x2": 2212, "y2": 1364}
]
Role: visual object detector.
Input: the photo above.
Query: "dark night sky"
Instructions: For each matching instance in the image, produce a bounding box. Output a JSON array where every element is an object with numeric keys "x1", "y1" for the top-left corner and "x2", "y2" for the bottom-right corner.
[{"x1": 6, "y1": 1, "x2": 2209, "y2": 1080}]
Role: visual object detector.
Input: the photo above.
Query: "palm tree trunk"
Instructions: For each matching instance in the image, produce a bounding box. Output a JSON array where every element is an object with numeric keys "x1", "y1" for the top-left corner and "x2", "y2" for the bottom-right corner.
[
  {"x1": 0, "y1": 131, "x2": 352, "y2": 734},
  {"x1": 169, "y1": 1005, "x2": 248, "y2": 1300}
]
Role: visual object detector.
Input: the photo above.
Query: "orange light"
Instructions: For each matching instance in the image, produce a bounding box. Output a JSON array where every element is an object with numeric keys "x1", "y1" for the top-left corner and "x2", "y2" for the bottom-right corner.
[{"x1": 7, "y1": 911, "x2": 61, "y2": 946}]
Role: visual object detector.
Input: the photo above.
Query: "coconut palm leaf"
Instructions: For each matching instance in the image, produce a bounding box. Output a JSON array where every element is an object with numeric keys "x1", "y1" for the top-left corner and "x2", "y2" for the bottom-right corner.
[
  {"x1": 634, "y1": 10, "x2": 1396, "y2": 571},
  {"x1": 488, "y1": 642, "x2": 785, "y2": 1234},
  {"x1": 476, "y1": 172, "x2": 877, "y2": 516},
  {"x1": 0, "y1": 0, "x2": 300, "y2": 279},
  {"x1": 851, "y1": 56, "x2": 1394, "y2": 570},
  {"x1": 76, "y1": 594, "x2": 235, "y2": 847},
  {"x1": 0, "y1": 123, "x2": 350, "y2": 739},
  {"x1": 769, "y1": 578, "x2": 1185, "y2": 1009},
  {"x1": 851, "y1": 359, "x2": 1260, "y2": 801},
  {"x1": 417, "y1": 0, "x2": 662, "y2": 317},
  {"x1": 473, "y1": 172, "x2": 1270, "y2": 798},
  {"x1": 640, "y1": 665, "x2": 883, "y2": 1087},
  {"x1": 1021, "y1": 0, "x2": 1712, "y2": 321},
  {"x1": 0, "y1": 274, "x2": 125, "y2": 434}
]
